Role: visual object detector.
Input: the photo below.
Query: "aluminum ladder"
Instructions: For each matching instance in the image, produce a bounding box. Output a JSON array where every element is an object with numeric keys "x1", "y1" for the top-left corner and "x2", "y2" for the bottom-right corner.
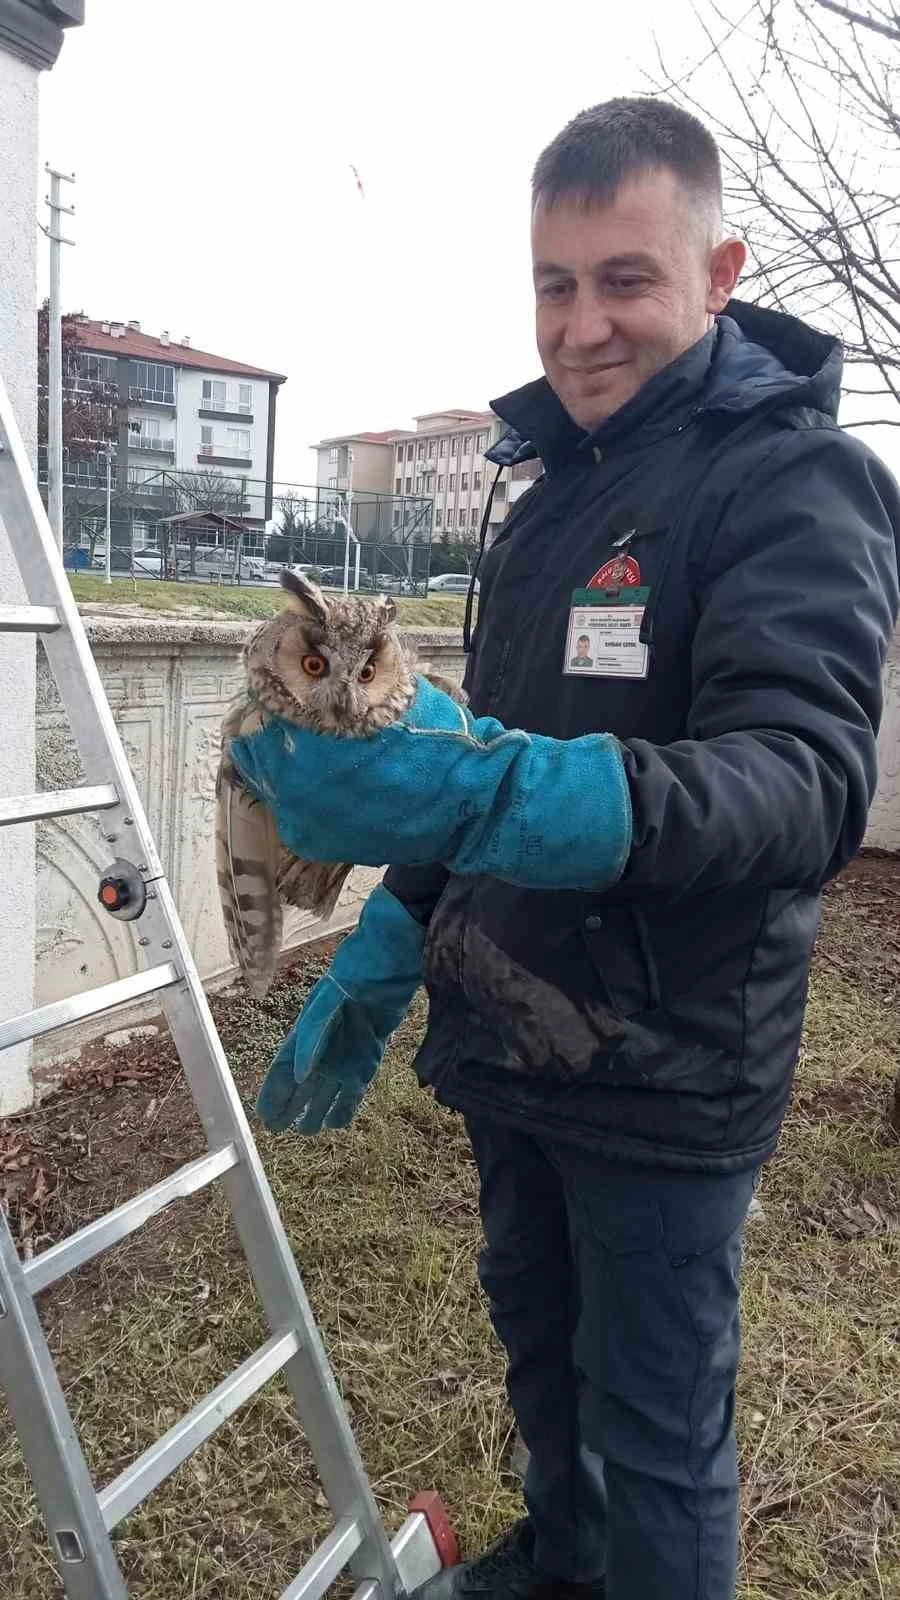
[{"x1": 0, "y1": 372, "x2": 453, "y2": 1598}]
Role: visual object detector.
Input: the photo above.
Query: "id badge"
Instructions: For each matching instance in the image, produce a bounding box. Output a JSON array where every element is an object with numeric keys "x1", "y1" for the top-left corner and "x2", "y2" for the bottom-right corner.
[{"x1": 564, "y1": 586, "x2": 650, "y2": 679}]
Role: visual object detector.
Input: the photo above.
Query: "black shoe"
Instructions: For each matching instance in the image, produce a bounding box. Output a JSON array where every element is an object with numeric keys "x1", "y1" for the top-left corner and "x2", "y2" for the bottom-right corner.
[{"x1": 410, "y1": 1517, "x2": 606, "y2": 1600}]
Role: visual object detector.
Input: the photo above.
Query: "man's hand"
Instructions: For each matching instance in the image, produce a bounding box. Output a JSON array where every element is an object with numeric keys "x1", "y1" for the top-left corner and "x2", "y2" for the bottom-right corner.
[{"x1": 231, "y1": 676, "x2": 632, "y2": 893}]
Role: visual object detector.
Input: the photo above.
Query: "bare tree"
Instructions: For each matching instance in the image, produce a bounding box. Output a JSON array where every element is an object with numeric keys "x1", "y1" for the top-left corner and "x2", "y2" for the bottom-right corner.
[{"x1": 650, "y1": 0, "x2": 900, "y2": 425}]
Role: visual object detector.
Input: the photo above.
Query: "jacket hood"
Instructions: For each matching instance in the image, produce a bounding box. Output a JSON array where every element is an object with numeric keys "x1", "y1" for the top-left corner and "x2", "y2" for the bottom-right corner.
[{"x1": 488, "y1": 298, "x2": 844, "y2": 470}]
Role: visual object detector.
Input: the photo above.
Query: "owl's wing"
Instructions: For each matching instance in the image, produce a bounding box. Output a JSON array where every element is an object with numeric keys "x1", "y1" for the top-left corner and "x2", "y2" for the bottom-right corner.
[
  {"x1": 216, "y1": 700, "x2": 284, "y2": 999},
  {"x1": 276, "y1": 852, "x2": 354, "y2": 924}
]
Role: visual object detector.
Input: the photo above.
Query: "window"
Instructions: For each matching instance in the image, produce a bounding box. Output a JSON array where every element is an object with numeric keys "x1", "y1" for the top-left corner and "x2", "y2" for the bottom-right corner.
[
  {"x1": 407, "y1": 442, "x2": 415, "y2": 461},
  {"x1": 328, "y1": 446, "x2": 339, "y2": 464},
  {"x1": 449, "y1": 473, "x2": 456, "y2": 492},
  {"x1": 437, "y1": 474, "x2": 444, "y2": 492},
  {"x1": 328, "y1": 476, "x2": 337, "y2": 489},
  {"x1": 474, "y1": 470, "x2": 482, "y2": 491},
  {"x1": 477, "y1": 431, "x2": 488, "y2": 450},
  {"x1": 128, "y1": 360, "x2": 175, "y2": 406},
  {"x1": 417, "y1": 441, "x2": 426, "y2": 460},
  {"x1": 458, "y1": 508, "x2": 466, "y2": 528},
  {"x1": 203, "y1": 378, "x2": 227, "y2": 408},
  {"x1": 202, "y1": 378, "x2": 253, "y2": 414},
  {"x1": 471, "y1": 505, "x2": 479, "y2": 527},
  {"x1": 200, "y1": 424, "x2": 213, "y2": 453},
  {"x1": 461, "y1": 472, "x2": 468, "y2": 491},
  {"x1": 395, "y1": 476, "x2": 402, "y2": 494},
  {"x1": 428, "y1": 439, "x2": 436, "y2": 458},
  {"x1": 464, "y1": 433, "x2": 473, "y2": 453},
  {"x1": 439, "y1": 438, "x2": 447, "y2": 457},
  {"x1": 393, "y1": 507, "x2": 401, "y2": 528},
  {"x1": 405, "y1": 476, "x2": 412, "y2": 494},
  {"x1": 435, "y1": 508, "x2": 442, "y2": 527},
  {"x1": 495, "y1": 480, "x2": 507, "y2": 500},
  {"x1": 227, "y1": 428, "x2": 251, "y2": 457},
  {"x1": 450, "y1": 437, "x2": 459, "y2": 456}
]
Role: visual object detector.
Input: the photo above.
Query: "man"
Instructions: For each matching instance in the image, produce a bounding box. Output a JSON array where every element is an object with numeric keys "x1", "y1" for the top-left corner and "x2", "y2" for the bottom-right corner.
[
  {"x1": 232, "y1": 99, "x2": 900, "y2": 1600},
  {"x1": 570, "y1": 634, "x2": 594, "y2": 669}
]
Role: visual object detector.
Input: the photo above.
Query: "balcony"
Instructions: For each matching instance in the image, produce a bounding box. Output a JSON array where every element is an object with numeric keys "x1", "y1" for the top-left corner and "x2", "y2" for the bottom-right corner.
[
  {"x1": 130, "y1": 435, "x2": 175, "y2": 454},
  {"x1": 128, "y1": 385, "x2": 175, "y2": 408},
  {"x1": 198, "y1": 443, "x2": 252, "y2": 466}
]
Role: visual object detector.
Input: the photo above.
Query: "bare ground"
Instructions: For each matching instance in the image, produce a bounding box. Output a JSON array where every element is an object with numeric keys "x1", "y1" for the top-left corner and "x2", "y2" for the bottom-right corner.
[{"x1": 1, "y1": 855, "x2": 898, "y2": 1598}]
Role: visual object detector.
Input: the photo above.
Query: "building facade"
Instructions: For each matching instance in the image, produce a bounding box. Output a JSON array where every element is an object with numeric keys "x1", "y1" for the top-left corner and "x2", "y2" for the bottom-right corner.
[
  {"x1": 313, "y1": 408, "x2": 537, "y2": 551},
  {"x1": 46, "y1": 319, "x2": 286, "y2": 558}
]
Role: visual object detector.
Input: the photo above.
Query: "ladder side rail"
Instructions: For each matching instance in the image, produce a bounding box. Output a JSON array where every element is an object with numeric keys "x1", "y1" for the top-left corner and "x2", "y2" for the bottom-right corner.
[
  {"x1": 0, "y1": 1214, "x2": 129, "y2": 1599},
  {"x1": 0, "y1": 377, "x2": 163, "y2": 882}
]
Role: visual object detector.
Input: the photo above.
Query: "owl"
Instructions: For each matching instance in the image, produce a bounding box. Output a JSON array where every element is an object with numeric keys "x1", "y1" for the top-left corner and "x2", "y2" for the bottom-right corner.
[{"x1": 216, "y1": 569, "x2": 461, "y2": 998}]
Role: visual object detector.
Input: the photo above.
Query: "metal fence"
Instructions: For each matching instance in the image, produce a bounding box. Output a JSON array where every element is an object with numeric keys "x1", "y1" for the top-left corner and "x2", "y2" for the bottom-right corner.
[{"x1": 48, "y1": 462, "x2": 437, "y2": 595}]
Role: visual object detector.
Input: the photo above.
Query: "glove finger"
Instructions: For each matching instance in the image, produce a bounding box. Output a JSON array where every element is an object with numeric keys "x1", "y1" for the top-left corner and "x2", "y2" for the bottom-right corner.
[
  {"x1": 320, "y1": 1084, "x2": 366, "y2": 1130},
  {"x1": 256, "y1": 1043, "x2": 305, "y2": 1132},
  {"x1": 293, "y1": 1074, "x2": 347, "y2": 1134}
]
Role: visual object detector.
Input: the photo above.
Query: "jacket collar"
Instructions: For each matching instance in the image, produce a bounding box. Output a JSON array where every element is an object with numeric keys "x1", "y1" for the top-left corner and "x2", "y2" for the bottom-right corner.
[{"x1": 488, "y1": 297, "x2": 844, "y2": 472}]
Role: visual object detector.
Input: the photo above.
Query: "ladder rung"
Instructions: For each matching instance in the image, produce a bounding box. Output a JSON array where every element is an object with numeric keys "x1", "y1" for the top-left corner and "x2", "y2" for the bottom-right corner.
[
  {"x1": 0, "y1": 963, "x2": 181, "y2": 1052},
  {"x1": 0, "y1": 604, "x2": 62, "y2": 632},
  {"x1": 24, "y1": 1144, "x2": 240, "y2": 1297},
  {"x1": 279, "y1": 1516, "x2": 364, "y2": 1600},
  {"x1": 98, "y1": 1329, "x2": 302, "y2": 1530},
  {"x1": 0, "y1": 783, "x2": 119, "y2": 826}
]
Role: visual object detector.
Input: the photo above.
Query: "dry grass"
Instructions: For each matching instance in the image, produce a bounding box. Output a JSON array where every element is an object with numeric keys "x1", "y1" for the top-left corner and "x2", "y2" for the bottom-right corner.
[
  {"x1": 67, "y1": 574, "x2": 468, "y2": 628},
  {"x1": 1, "y1": 857, "x2": 898, "y2": 1597}
]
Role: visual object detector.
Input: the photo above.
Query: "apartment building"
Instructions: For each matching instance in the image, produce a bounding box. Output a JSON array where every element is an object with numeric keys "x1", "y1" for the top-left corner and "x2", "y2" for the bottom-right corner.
[
  {"x1": 313, "y1": 407, "x2": 538, "y2": 546},
  {"x1": 54, "y1": 318, "x2": 286, "y2": 550}
]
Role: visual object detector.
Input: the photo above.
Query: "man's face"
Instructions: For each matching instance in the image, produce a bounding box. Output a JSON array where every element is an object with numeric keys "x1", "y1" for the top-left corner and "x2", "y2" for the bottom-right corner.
[
  {"x1": 576, "y1": 637, "x2": 591, "y2": 658},
  {"x1": 532, "y1": 168, "x2": 744, "y2": 432}
]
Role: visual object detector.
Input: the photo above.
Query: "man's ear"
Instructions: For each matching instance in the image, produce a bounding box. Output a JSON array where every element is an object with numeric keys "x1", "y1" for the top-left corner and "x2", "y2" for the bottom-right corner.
[{"x1": 707, "y1": 236, "x2": 746, "y2": 315}]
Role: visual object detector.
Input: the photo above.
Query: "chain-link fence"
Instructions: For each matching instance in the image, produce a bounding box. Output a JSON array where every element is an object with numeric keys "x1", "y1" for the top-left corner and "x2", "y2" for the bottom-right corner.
[{"x1": 48, "y1": 461, "x2": 436, "y2": 594}]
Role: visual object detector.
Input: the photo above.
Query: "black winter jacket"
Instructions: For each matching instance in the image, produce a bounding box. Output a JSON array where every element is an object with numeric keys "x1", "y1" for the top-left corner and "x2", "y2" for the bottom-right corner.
[{"x1": 385, "y1": 301, "x2": 900, "y2": 1172}]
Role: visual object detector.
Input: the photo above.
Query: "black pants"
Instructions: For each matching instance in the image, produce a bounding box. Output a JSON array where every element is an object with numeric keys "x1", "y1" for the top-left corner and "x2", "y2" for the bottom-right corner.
[{"x1": 465, "y1": 1117, "x2": 757, "y2": 1599}]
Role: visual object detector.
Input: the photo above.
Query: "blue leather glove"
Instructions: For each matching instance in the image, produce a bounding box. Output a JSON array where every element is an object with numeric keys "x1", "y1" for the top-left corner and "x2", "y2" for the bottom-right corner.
[
  {"x1": 256, "y1": 884, "x2": 425, "y2": 1133},
  {"x1": 231, "y1": 676, "x2": 632, "y2": 893}
]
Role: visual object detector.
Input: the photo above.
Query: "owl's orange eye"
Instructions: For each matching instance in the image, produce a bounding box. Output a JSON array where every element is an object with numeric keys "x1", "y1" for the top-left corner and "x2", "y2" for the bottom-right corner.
[
  {"x1": 359, "y1": 661, "x2": 377, "y2": 684},
  {"x1": 301, "y1": 654, "x2": 328, "y2": 678}
]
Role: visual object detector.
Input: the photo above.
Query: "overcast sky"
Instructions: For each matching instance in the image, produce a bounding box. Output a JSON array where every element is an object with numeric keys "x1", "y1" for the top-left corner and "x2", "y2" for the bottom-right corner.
[{"x1": 38, "y1": 0, "x2": 900, "y2": 485}]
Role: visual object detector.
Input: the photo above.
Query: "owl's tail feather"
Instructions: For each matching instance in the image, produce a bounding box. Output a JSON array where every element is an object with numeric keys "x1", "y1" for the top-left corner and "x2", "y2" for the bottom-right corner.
[
  {"x1": 276, "y1": 853, "x2": 353, "y2": 924},
  {"x1": 216, "y1": 704, "x2": 284, "y2": 999}
]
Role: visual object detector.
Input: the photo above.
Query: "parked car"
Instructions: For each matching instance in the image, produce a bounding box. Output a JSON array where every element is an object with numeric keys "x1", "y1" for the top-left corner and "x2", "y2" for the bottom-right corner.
[
  {"x1": 427, "y1": 572, "x2": 477, "y2": 594},
  {"x1": 131, "y1": 549, "x2": 164, "y2": 578}
]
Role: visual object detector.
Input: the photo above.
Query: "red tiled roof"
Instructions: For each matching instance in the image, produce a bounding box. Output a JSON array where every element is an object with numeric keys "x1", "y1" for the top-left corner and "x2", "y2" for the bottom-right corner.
[
  {"x1": 414, "y1": 409, "x2": 494, "y2": 423},
  {"x1": 315, "y1": 428, "x2": 413, "y2": 447},
  {"x1": 73, "y1": 318, "x2": 286, "y2": 383}
]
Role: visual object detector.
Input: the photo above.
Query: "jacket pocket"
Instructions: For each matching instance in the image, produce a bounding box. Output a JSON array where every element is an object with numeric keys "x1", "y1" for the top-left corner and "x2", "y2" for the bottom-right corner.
[{"x1": 581, "y1": 903, "x2": 661, "y2": 1017}]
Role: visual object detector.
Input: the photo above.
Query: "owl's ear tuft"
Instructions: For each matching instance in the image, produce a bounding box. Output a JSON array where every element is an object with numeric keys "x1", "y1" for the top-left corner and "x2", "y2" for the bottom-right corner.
[
  {"x1": 281, "y1": 570, "x2": 328, "y2": 625},
  {"x1": 378, "y1": 594, "x2": 397, "y2": 625}
]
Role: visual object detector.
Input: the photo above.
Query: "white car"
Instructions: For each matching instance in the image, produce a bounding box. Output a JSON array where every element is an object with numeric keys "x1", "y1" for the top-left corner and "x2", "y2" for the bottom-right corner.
[{"x1": 427, "y1": 572, "x2": 478, "y2": 594}]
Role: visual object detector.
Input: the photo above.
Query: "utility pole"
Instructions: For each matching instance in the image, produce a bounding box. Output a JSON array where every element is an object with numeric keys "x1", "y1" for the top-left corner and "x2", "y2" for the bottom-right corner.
[{"x1": 43, "y1": 165, "x2": 75, "y2": 553}]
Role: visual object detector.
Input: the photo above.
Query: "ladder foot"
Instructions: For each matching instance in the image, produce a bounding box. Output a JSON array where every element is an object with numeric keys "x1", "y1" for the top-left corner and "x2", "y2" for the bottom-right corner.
[{"x1": 408, "y1": 1493, "x2": 460, "y2": 1569}]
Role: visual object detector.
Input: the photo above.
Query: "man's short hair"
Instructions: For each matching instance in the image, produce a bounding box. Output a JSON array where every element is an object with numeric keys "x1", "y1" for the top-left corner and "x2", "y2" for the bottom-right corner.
[
  {"x1": 533, "y1": 97, "x2": 722, "y2": 231},
  {"x1": 578, "y1": 635, "x2": 590, "y2": 644}
]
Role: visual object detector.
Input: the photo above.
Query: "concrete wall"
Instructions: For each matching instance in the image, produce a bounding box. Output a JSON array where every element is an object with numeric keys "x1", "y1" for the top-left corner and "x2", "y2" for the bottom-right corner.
[
  {"x1": 32, "y1": 618, "x2": 466, "y2": 1075},
  {"x1": 0, "y1": 48, "x2": 39, "y2": 1114},
  {"x1": 867, "y1": 627, "x2": 900, "y2": 853}
]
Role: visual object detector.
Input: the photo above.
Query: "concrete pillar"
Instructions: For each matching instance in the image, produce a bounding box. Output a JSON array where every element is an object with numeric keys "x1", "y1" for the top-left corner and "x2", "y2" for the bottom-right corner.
[
  {"x1": 0, "y1": 2, "x2": 84, "y2": 1113},
  {"x1": 0, "y1": 50, "x2": 39, "y2": 1114}
]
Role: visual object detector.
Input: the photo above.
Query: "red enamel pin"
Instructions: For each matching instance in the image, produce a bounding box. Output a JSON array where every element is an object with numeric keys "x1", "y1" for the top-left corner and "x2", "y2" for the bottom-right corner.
[{"x1": 587, "y1": 553, "x2": 642, "y2": 589}]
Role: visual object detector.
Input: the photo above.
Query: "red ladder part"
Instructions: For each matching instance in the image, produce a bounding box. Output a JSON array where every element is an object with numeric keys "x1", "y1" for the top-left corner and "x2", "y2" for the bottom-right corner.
[{"x1": 408, "y1": 1492, "x2": 461, "y2": 1568}]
